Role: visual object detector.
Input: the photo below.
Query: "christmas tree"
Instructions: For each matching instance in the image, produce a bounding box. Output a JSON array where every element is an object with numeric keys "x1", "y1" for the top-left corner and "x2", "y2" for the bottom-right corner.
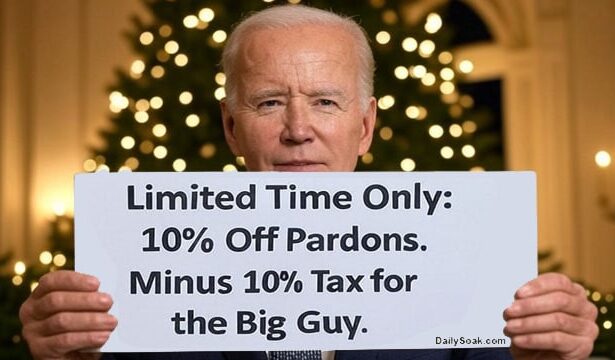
[
  {"x1": 3, "y1": 0, "x2": 613, "y2": 358},
  {"x1": 89, "y1": 0, "x2": 501, "y2": 174}
]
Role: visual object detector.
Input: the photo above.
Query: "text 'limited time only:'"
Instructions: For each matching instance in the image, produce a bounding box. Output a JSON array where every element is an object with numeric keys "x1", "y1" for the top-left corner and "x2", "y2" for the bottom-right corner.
[{"x1": 126, "y1": 182, "x2": 453, "y2": 215}]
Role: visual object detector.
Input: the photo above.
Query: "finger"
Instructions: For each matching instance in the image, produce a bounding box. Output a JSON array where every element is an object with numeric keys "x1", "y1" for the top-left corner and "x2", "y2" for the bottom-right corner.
[
  {"x1": 34, "y1": 331, "x2": 111, "y2": 358},
  {"x1": 29, "y1": 291, "x2": 113, "y2": 320},
  {"x1": 514, "y1": 273, "x2": 576, "y2": 299},
  {"x1": 32, "y1": 271, "x2": 100, "y2": 300},
  {"x1": 504, "y1": 312, "x2": 595, "y2": 337},
  {"x1": 504, "y1": 291, "x2": 591, "y2": 319},
  {"x1": 30, "y1": 312, "x2": 117, "y2": 336},
  {"x1": 511, "y1": 332, "x2": 594, "y2": 358}
]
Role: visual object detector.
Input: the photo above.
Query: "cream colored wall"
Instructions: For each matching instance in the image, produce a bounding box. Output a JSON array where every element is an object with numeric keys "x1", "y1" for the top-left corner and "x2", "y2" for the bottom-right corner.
[
  {"x1": 0, "y1": 0, "x2": 614, "y2": 289},
  {"x1": 0, "y1": 0, "x2": 144, "y2": 262}
]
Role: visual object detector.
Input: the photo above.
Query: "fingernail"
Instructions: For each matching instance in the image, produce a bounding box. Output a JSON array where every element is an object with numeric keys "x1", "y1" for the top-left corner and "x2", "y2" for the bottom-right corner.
[{"x1": 99, "y1": 294, "x2": 112, "y2": 305}]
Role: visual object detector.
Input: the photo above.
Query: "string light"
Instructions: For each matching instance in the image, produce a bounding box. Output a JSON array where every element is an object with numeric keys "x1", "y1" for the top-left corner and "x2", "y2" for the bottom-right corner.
[
  {"x1": 175, "y1": 54, "x2": 189, "y2": 67},
  {"x1": 462, "y1": 145, "x2": 476, "y2": 158},
  {"x1": 470, "y1": 166, "x2": 485, "y2": 172},
  {"x1": 442, "y1": 92, "x2": 459, "y2": 105},
  {"x1": 135, "y1": 111, "x2": 149, "y2": 123},
  {"x1": 139, "y1": 31, "x2": 154, "y2": 45},
  {"x1": 604, "y1": 320, "x2": 613, "y2": 330},
  {"x1": 425, "y1": 13, "x2": 443, "y2": 34},
  {"x1": 438, "y1": 51, "x2": 453, "y2": 64},
  {"x1": 394, "y1": 66, "x2": 409, "y2": 80},
  {"x1": 377, "y1": 95, "x2": 395, "y2": 110},
  {"x1": 595, "y1": 151, "x2": 612, "y2": 168},
  {"x1": 440, "y1": 68, "x2": 455, "y2": 81},
  {"x1": 459, "y1": 59, "x2": 474, "y2": 74},
  {"x1": 12, "y1": 276, "x2": 23, "y2": 286},
  {"x1": 173, "y1": 159, "x2": 187, "y2": 172},
  {"x1": 95, "y1": 164, "x2": 110, "y2": 172},
  {"x1": 441, "y1": 146, "x2": 454, "y2": 159},
  {"x1": 152, "y1": 124, "x2": 167, "y2": 137},
  {"x1": 83, "y1": 159, "x2": 97, "y2": 172},
  {"x1": 429, "y1": 125, "x2": 444, "y2": 139},
  {"x1": 410, "y1": 65, "x2": 427, "y2": 78},
  {"x1": 214, "y1": 87, "x2": 226, "y2": 100},
  {"x1": 121, "y1": 136, "x2": 136, "y2": 149},
  {"x1": 109, "y1": 91, "x2": 129, "y2": 113},
  {"x1": 462, "y1": 120, "x2": 477, "y2": 134},
  {"x1": 400, "y1": 158, "x2": 416, "y2": 171},
  {"x1": 382, "y1": 10, "x2": 398, "y2": 25},
  {"x1": 183, "y1": 15, "x2": 199, "y2": 29},
  {"x1": 418, "y1": 40, "x2": 436, "y2": 57},
  {"x1": 421, "y1": 73, "x2": 436, "y2": 86},
  {"x1": 159, "y1": 25, "x2": 172, "y2": 37},
  {"x1": 118, "y1": 166, "x2": 132, "y2": 172},
  {"x1": 198, "y1": 8, "x2": 215, "y2": 22},
  {"x1": 140, "y1": 141, "x2": 154, "y2": 154},
  {"x1": 135, "y1": 99, "x2": 150, "y2": 111},
  {"x1": 402, "y1": 37, "x2": 418, "y2": 52},
  {"x1": 53, "y1": 253, "x2": 67, "y2": 267},
  {"x1": 212, "y1": 30, "x2": 227, "y2": 43},
  {"x1": 287, "y1": 0, "x2": 302, "y2": 4},
  {"x1": 186, "y1": 114, "x2": 200, "y2": 127},
  {"x1": 150, "y1": 96, "x2": 163, "y2": 109},
  {"x1": 30, "y1": 282, "x2": 39, "y2": 292},
  {"x1": 460, "y1": 95, "x2": 474, "y2": 108},
  {"x1": 440, "y1": 81, "x2": 455, "y2": 95},
  {"x1": 14, "y1": 261, "x2": 26, "y2": 275},
  {"x1": 153, "y1": 146, "x2": 168, "y2": 159},
  {"x1": 593, "y1": 291, "x2": 603, "y2": 302},
  {"x1": 125, "y1": 157, "x2": 140, "y2": 170},
  {"x1": 164, "y1": 41, "x2": 179, "y2": 54},
  {"x1": 52, "y1": 201, "x2": 66, "y2": 216},
  {"x1": 39, "y1": 251, "x2": 53, "y2": 265},
  {"x1": 215, "y1": 72, "x2": 226, "y2": 85},
  {"x1": 361, "y1": 152, "x2": 374, "y2": 165},
  {"x1": 379, "y1": 126, "x2": 393, "y2": 140},
  {"x1": 151, "y1": 65, "x2": 165, "y2": 78},
  {"x1": 449, "y1": 124, "x2": 463, "y2": 137},
  {"x1": 179, "y1": 91, "x2": 193, "y2": 105},
  {"x1": 156, "y1": 50, "x2": 170, "y2": 62},
  {"x1": 200, "y1": 143, "x2": 216, "y2": 158},
  {"x1": 375, "y1": 31, "x2": 391, "y2": 45},
  {"x1": 223, "y1": 164, "x2": 238, "y2": 172},
  {"x1": 236, "y1": 156, "x2": 246, "y2": 166},
  {"x1": 130, "y1": 60, "x2": 145, "y2": 76}
]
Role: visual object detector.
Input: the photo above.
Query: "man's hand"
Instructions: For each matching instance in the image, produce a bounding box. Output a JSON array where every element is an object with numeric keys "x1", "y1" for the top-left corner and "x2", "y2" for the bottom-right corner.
[
  {"x1": 19, "y1": 270, "x2": 117, "y2": 360},
  {"x1": 504, "y1": 273, "x2": 599, "y2": 360}
]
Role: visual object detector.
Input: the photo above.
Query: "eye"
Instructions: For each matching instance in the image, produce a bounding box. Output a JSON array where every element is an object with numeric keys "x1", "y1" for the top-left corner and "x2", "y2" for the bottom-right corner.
[
  {"x1": 258, "y1": 99, "x2": 282, "y2": 108},
  {"x1": 317, "y1": 99, "x2": 337, "y2": 106}
]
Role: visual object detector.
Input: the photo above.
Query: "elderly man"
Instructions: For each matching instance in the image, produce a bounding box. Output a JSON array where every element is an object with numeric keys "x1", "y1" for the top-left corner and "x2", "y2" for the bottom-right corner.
[{"x1": 20, "y1": 4, "x2": 598, "y2": 360}]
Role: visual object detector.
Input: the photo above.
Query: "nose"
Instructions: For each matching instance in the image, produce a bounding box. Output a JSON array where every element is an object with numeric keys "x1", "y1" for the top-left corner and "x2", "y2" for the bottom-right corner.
[{"x1": 280, "y1": 100, "x2": 314, "y2": 145}]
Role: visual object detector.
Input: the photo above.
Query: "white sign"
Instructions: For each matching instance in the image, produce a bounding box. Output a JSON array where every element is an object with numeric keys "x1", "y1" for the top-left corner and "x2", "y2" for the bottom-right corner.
[{"x1": 74, "y1": 172, "x2": 536, "y2": 352}]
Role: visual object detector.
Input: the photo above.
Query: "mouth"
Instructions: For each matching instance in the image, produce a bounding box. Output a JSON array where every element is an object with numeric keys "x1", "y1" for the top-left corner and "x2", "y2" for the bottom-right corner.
[{"x1": 273, "y1": 161, "x2": 326, "y2": 172}]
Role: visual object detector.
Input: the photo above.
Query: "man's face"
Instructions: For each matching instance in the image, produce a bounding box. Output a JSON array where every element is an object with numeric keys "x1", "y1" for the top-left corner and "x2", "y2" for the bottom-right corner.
[{"x1": 221, "y1": 24, "x2": 376, "y2": 172}]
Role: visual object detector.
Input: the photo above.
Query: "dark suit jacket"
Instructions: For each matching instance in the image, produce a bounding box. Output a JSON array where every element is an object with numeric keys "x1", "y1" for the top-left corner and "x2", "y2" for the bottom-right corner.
[{"x1": 102, "y1": 349, "x2": 512, "y2": 360}]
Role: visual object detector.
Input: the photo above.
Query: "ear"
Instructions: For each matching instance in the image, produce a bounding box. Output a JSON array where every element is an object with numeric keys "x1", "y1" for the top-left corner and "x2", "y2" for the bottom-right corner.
[
  {"x1": 220, "y1": 100, "x2": 241, "y2": 156},
  {"x1": 358, "y1": 96, "x2": 377, "y2": 156}
]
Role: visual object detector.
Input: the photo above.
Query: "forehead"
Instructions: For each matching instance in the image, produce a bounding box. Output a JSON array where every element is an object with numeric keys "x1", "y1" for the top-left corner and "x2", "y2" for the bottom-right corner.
[{"x1": 235, "y1": 24, "x2": 360, "y2": 81}]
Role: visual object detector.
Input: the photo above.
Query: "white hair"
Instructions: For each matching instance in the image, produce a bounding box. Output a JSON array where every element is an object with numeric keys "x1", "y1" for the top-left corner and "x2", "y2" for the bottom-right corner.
[{"x1": 221, "y1": 4, "x2": 375, "y2": 110}]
